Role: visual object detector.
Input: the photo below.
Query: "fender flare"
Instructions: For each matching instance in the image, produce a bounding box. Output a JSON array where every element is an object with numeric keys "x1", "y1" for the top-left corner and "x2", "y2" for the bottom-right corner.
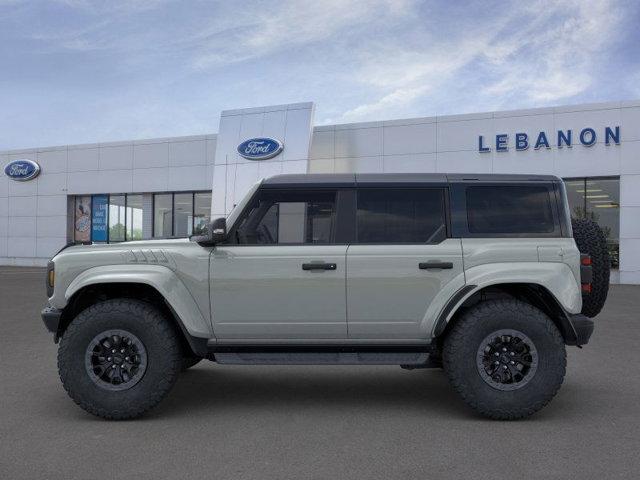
[
  {"x1": 432, "y1": 282, "x2": 581, "y2": 345},
  {"x1": 65, "y1": 264, "x2": 213, "y2": 340}
]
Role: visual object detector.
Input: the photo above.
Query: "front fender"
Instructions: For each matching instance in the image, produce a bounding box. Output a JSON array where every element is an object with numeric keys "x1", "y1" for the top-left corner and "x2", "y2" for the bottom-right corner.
[
  {"x1": 431, "y1": 262, "x2": 582, "y2": 337},
  {"x1": 64, "y1": 264, "x2": 212, "y2": 338}
]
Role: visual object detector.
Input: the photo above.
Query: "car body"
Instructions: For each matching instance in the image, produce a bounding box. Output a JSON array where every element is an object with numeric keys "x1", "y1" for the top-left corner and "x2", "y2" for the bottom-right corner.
[{"x1": 42, "y1": 173, "x2": 600, "y2": 419}]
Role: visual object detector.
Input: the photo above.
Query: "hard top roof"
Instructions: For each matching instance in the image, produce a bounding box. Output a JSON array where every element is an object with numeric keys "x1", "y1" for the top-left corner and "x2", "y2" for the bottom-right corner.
[{"x1": 261, "y1": 173, "x2": 560, "y2": 188}]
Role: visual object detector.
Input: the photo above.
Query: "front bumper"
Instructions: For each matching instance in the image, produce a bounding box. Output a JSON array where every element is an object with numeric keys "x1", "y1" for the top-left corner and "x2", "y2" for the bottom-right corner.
[
  {"x1": 41, "y1": 306, "x2": 63, "y2": 335},
  {"x1": 567, "y1": 313, "x2": 594, "y2": 346}
]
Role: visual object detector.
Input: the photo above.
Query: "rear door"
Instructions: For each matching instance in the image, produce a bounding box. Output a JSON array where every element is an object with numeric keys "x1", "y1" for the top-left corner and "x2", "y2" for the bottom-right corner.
[{"x1": 346, "y1": 187, "x2": 464, "y2": 339}]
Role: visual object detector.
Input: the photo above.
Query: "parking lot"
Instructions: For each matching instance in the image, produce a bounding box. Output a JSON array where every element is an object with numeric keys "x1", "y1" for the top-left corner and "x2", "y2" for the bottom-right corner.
[{"x1": 1, "y1": 266, "x2": 639, "y2": 479}]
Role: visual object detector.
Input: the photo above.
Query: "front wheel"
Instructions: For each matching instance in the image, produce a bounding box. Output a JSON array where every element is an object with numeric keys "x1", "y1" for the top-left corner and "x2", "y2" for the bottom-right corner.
[
  {"x1": 57, "y1": 299, "x2": 183, "y2": 420},
  {"x1": 443, "y1": 299, "x2": 566, "y2": 420}
]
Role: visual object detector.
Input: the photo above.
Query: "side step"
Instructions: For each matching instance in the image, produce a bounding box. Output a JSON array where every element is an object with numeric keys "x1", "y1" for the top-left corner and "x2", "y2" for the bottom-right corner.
[{"x1": 214, "y1": 351, "x2": 431, "y2": 366}]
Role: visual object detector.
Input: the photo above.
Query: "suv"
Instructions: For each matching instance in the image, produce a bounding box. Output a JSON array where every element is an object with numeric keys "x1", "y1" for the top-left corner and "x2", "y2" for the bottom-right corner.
[{"x1": 41, "y1": 174, "x2": 608, "y2": 420}]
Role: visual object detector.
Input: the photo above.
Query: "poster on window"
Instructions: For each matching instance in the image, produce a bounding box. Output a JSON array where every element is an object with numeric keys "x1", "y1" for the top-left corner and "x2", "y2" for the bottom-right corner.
[
  {"x1": 74, "y1": 196, "x2": 91, "y2": 243},
  {"x1": 91, "y1": 195, "x2": 108, "y2": 242}
]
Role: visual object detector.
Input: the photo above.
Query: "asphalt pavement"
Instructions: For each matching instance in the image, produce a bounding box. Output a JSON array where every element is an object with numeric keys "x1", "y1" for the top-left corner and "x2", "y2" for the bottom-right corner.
[{"x1": 1, "y1": 266, "x2": 639, "y2": 479}]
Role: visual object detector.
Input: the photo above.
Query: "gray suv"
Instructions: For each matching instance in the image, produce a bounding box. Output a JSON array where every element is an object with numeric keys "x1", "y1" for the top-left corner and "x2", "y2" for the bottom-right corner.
[{"x1": 41, "y1": 174, "x2": 608, "y2": 420}]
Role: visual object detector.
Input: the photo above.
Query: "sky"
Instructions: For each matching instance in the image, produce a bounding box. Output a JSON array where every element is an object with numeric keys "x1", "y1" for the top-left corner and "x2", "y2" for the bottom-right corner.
[{"x1": 1, "y1": 0, "x2": 639, "y2": 150}]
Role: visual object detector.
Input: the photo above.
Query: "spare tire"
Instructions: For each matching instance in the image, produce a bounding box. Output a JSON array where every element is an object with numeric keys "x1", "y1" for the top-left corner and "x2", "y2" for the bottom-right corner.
[{"x1": 571, "y1": 218, "x2": 610, "y2": 317}]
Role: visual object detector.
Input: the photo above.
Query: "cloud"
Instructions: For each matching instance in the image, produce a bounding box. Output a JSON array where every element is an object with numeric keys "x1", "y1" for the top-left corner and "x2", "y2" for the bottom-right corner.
[
  {"x1": 191, "y1": 0, "x2": 414, "y2": 69},
  {"x1": 334, "y1": 0, "x2": 626, "y2": 122}
]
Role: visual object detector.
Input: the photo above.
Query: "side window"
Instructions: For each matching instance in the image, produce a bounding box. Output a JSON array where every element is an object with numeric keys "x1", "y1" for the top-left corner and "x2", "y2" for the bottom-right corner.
[
  {"x1": 356, "y1": 189, "x2": 446, "y2": 243},
  {"x1": 466, "y1": 185, "x2": 555, "y2": 234},
  {"x1": 234, "y1": 190, "x2": 336, "y2": 244}
]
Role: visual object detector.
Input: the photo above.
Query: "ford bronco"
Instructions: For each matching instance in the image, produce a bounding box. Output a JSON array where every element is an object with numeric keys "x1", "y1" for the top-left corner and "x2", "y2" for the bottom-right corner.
[{"x1": 41, "y1": 173, "x2": 608, "y2": 420}]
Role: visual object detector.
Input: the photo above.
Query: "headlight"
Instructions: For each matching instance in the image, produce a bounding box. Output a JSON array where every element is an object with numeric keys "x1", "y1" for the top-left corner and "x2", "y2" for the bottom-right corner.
[{"x1": 46, "y1": 261, "x2": 55, "y2": 297}]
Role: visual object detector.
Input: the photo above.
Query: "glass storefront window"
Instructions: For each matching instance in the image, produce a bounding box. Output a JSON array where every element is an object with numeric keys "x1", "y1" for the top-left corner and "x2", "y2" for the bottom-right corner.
[
  {"x1": 126, "y1": 194, "x2": 143, "y2": 241},
  {"x1": 154, "y1": 194, "x2": 173, "y2": 238},
  {"x1": 194, "y1": 192, "x2": 212, "y2": 235},
  {"x1": 174, "y1": 193, "x2": 193, "y2": 237},
  {"x1": 564, "y1": 177, "x2": 620, "y2": 268},
  {"x1": 71, "y1": 191, "x2": 211, "y2": 243},
  {"x1": 109, "y1": 195, "x2": 126, "y2": 242}
]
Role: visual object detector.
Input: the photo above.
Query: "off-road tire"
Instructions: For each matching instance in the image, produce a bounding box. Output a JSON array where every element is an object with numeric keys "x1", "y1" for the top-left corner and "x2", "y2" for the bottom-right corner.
[
  {"x1": 443, "y1": 299, "x2": 566, "y2": 420},
  {"x1": 181, "y1": 355, "x2": 203, "y2": 371},
  {"x1": 58, "y1": 299, "x2": 182, "y2": 420},
  {"x1": 572, "y1": 218, "x2": 610, "y2": 317}
]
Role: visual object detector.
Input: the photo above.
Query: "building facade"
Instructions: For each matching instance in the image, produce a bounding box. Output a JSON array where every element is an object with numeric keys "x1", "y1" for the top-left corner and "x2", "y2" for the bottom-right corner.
[{"x1": 2, "y1": 100, "x2": 639, "y2": 284}]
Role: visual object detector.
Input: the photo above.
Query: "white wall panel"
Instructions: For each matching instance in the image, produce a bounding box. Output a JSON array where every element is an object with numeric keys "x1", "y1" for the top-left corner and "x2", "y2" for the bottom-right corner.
[
  {"x1": 8, "y1": 196, "x2": 36, "y2": 216},
  {"x1": 383, "y1": 123, "x2": 436, "y2": 155},
  {"x1": 383, "y1": 153, "x2": 437, "y2": 173},
  {"x1": 309, "y1": 130, "x2": 334, "y2": 159},
  {"x1": 37, "y1": 149, "x2": 67, "y2": 174},
  {"x1": 438, "y1": 118, "x2": 494, "y2": 152},
  {"x1": 620, "y1": 140, "x2": 640, "y2": 174},
  {"x1": 68, "y1": 169, "x2": 133, "y2": 194},
  {"x1": 37, "y1": 173, "x2": 67, "y2": 196},
  {"x1": 620, "y1": 107, "x2": 640, "y2": 142},
  {"x1": 334, "y1": 156, "x2": 383, "y2": 173},
  {"x1": 335, "y1": 127, "x2": 382, "y2": 158},
  {"x1": 37, "y1": 215, "x2": 67, "y2": 237},
  {"x1": 436, "y1": 150, "x2": 492, "y2": 173},
  {"x1": 99, "y1": 144, "x2": 133, "y2": 170},
  {"x1": 133, "y1": 167, "x2": 169, "y2": 192},
  {"x1": 37, "y1": 195, "x2": 67, "y2": 217},
  {"x1": 68, "y1": 147, "x2": 99, "y2": 171},
  {"x1": 36, "y1": 237, "x2": 65, "y2": 258},
  {"x1": 8, "y1": 217, "x2": 36, "y2": 237},
  {"x1": 167, "y1": 165, "x2": 208, "y2": 191},
  {"x1": 134, "y1": 142, "x2": 169, "y2": 169},
  {"x1": 169, "y1": 140, "x2": 206, "y2": 167},
  {"x1": 7, "y1": 237, "x2": 36, "y2": 257}
]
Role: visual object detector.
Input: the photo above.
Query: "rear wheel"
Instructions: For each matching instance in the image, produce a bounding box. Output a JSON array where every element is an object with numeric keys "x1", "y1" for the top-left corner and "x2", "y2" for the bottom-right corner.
[
  {"x1": 572, "y1": 218, "x2": 610, "y2": 317},
  {"x1": 58, "y1": 298, "x2": 183, "y2": 420},
  {"x1": 443, "y1": 299, "x2": 566, "y2": 420}
]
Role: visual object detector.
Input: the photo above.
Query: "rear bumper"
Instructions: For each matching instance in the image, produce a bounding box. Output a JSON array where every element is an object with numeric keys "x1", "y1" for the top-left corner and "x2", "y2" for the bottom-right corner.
[
  {"x1": 567, "y1": 313, "x2": 594, "y2": 346},
  {"x1": 41, "y1": 306, "x2": 62, "y2": 335}
]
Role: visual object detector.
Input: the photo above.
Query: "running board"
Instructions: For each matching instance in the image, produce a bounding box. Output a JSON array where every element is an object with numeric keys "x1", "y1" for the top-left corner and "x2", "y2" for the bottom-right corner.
[{"x1": 213, "y1": 351, "x2": 431, "y2": 366}]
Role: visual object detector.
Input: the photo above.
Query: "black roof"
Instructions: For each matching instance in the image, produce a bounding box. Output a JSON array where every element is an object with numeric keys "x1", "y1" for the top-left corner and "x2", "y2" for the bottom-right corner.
[{"x1": 261, "y1": 173, "x2": 560, "y2": 188}]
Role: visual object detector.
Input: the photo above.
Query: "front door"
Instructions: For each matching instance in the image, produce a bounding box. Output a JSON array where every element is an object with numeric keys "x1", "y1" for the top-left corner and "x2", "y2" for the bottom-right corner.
[
  {"x1": 346, "y1": 188, "x2": 464, "y2": 339},
  {"x1": 210, "y1": 188, "x2": 348, "y2": 340}
]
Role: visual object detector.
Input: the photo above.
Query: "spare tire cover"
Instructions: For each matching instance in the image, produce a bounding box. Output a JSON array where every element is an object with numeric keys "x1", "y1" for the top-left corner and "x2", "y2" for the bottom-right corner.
[{"x1": 571, "y1": 218, "x2": 610, "y2": 318}]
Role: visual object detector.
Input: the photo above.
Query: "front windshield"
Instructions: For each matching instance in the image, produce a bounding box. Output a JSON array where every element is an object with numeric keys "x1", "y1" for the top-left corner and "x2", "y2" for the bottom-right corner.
[{"x1": 226, "y1": 181, "x2": 261, "y2": 230}]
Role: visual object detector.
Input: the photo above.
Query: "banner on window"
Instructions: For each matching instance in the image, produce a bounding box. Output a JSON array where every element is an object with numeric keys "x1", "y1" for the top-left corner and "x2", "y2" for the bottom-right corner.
[
  {"x1": 74, "y1": 196, "x2": 91, "y2": 242},
  {"x1": 91, "y1": 194, "x2": 108, "y2": 242}
]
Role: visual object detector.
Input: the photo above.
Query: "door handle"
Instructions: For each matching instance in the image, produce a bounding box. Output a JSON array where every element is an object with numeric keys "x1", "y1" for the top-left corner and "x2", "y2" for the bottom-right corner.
[
  {"x1": 302, "y1": 262, "x2": 337, "y2": 271},
  {"x1": 419, "y1": 261, "x2": 453, "y2": 270}
]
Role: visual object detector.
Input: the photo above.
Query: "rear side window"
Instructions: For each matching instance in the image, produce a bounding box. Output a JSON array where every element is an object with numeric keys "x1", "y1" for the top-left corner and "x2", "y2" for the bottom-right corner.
[
  {"x1": 466, "y1": 186, "x2": 555, "y2": 234},
  {"x1": 356, "y1": 189, "x2": 446, "y2": 243}
]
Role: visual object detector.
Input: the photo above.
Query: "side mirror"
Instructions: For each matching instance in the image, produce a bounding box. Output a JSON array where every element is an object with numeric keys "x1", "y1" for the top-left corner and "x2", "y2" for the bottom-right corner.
[{"x1": 190, "y1": 217, "x2": 227, "y2": 246}]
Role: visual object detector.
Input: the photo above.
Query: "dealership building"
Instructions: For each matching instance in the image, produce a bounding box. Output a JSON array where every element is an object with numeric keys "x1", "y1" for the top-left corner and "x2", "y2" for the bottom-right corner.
[{"x1": 1, "y1": 100, "x2": 639, "y2": 283}]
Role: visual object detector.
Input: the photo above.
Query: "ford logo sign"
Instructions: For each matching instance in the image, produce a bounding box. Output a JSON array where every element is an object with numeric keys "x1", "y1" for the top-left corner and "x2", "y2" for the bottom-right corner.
[
  {"x1": 4, "y1": 159, "x2": 41, "y2": 181},
  {"x1": 237, "y1": 137, "x2": 283, "y2": 160}
]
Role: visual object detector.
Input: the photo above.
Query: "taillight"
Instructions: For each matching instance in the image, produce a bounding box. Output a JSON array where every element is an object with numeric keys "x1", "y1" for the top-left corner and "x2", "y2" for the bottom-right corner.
[
  {"x1": 581, "y1": 256, "x2": 592, "y2": 266},
  {"x1": 581, "y1": 283, "x2": 592, "y2": 293}
]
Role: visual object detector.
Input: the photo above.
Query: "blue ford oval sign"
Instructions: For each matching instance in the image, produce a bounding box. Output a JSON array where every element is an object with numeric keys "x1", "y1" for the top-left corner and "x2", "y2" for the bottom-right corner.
[
  {"x1": 237, "y1": 137, "x2": 283, "y2": 160},
  {"x1": 4, "y1": 159, "x2": 41, "y2": 181}
]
